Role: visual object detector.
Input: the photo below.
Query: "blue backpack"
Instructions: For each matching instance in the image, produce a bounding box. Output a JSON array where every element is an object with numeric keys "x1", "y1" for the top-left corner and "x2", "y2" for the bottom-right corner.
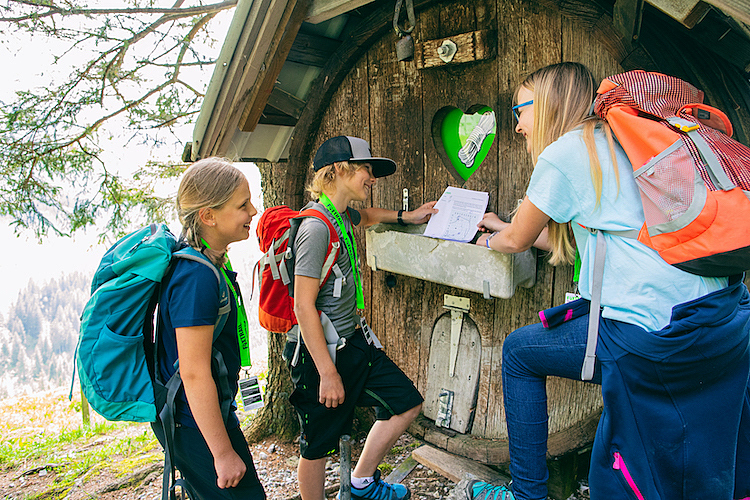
[{"x1": 75, "y1": 223, "x2": 231, "y2": 500}]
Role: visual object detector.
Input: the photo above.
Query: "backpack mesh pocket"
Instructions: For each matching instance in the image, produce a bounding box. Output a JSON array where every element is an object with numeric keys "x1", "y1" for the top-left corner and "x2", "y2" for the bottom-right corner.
[{"x1": 634, "y1": 139, "x2": 705, "y2": 234}]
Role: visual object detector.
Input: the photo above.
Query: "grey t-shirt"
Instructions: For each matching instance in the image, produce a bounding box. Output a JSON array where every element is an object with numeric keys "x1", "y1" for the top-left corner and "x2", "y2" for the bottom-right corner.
[{"x1": 293, "y1": 201, "x2": 362, "y2": 338}]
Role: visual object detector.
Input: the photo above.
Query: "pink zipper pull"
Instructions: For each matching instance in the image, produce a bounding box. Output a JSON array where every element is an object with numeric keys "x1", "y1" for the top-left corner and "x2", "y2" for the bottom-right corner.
[
  {"x1": 612, "y1": 452, "x2": 645, "y2": 500},
  {"x1": 613, "y1": 452, "x2": 623, "y2": 470}
]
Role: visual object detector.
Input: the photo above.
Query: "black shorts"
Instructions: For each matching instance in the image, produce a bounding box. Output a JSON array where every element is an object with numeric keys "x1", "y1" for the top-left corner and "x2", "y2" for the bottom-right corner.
[{"x1": 284, "y1": 329, "x2": 423, "y2": 460}]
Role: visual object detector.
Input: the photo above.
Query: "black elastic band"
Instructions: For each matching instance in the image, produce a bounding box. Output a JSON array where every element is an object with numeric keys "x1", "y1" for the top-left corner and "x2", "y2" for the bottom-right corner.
[{"x1": 397, "y1": 209, "x2": 407, "y2": 226}]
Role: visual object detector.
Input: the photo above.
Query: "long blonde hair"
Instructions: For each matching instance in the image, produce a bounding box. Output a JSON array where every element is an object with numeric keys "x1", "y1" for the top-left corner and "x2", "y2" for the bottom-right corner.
[
  {"x1": 306, "y1": 161, "x2": 362, "y2": 200},
  {"x1": 517, "y1": 62, "x2": 619, "y2": 265},
  {"x1": 177, "y1": 157, "x2": 245, "y2": 266}
]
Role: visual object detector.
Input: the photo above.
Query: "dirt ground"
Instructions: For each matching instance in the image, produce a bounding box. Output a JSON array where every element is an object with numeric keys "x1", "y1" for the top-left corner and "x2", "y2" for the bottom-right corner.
[
  {"x1": 0, "y1": 388, "x2": 590, "y2": 499},
  {"x1": 0, "y1": 429, "x2": 453, "y2": 499},
  {"x1": 0, "y1": 430, "x2": 591, "y2": 500}
]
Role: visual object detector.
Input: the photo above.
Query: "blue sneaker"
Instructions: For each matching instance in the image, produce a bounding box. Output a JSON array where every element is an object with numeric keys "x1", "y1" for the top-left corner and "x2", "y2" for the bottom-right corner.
[
  {"x1": 463, "y1": 480, "x2": 515, "y2": 500},
  {"x1": 350, "y1": 469, "x2": 411, "y2": 500}
]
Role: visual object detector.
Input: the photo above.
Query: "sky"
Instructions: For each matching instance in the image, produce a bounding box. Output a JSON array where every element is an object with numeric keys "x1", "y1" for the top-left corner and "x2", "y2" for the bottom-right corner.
[{"x1": 0, "y1": 6, "x2": 265, "y2": 313}]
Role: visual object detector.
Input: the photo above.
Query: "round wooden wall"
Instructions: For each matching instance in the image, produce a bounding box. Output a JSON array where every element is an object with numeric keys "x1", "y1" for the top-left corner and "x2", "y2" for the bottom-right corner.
[{"x1": 273, "y1": 0, "x2": 750, "y2": 463}]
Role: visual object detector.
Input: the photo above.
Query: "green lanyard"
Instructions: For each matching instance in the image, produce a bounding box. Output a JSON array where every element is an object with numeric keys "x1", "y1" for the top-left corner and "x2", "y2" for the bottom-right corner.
[
  {"x1": 573, "y1": 248, "x2": 582, "y2": 284},
  {"x1": 319, "y1": 193, "x2": 365, "y2": 311},
  {"x1": 201, "y1": 240, "x2": 251, "y2": 368}
]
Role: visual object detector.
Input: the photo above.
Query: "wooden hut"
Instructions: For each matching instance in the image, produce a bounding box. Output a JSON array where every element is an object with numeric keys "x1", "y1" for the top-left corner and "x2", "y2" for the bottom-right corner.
[{"x1": 189, "y1": 0, "x2": 750, "y2": 474}]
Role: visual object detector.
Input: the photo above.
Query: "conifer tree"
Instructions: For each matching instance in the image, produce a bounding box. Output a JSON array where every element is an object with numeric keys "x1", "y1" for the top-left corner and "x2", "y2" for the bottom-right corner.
[{"x1": 0, "y1": 0, "x2": 237, "y2": 238}]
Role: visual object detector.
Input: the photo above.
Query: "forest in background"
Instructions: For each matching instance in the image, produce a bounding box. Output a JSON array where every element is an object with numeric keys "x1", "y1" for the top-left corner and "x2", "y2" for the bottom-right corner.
[
  {"x1": 0, "y1": 272, "x2": 90, "y2": 398},
  {"x1": 0, "y1": 251, "x2": 267, "y2": 400}
]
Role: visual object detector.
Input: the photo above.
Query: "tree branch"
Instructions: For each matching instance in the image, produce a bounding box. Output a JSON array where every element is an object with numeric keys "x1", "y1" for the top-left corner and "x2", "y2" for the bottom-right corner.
[{"x1": 0, "y1": 0, "x2": 238, "y2": 23}]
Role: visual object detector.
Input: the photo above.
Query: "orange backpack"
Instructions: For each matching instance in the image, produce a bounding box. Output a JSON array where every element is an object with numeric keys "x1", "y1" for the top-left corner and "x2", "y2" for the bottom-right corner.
[
  {"x1": 594, "y1": 70, "x2": 750, "y2": 277},
  {"x1": 255, "y1": 206, "x2": 341, "y2": 333}
]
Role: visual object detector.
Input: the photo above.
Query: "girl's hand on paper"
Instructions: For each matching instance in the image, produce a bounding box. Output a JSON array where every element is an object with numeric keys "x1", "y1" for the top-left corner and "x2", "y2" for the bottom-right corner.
[{"x1": 477, "y1": 212, "x2": 509, "y2": 233}]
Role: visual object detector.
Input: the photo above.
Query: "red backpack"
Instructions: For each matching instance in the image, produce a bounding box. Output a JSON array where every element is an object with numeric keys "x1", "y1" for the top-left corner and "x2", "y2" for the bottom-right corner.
[
  {"x1": 594, "y1": 70, "x2": 750, "y2": 277},
  {"x1": 255, "y1": 206, "x2": 341, "y2": 333}
]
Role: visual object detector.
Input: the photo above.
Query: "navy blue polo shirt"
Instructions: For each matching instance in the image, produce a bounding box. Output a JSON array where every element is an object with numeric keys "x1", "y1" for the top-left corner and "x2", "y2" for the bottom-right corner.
[{"x1": 157, "y1": 258, "x2": 241, "y2": 429}]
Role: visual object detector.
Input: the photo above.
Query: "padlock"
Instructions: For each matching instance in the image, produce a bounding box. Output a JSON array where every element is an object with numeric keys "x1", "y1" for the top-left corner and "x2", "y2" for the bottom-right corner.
[{"x1": 396, "y1": 34, "x2": 414, "y2": 62}]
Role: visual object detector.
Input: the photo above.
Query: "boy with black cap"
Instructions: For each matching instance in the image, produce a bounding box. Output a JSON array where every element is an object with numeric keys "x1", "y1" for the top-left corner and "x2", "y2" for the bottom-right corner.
[{"x1": 285, "y1": 136, "x2": 437, "y2": 500}]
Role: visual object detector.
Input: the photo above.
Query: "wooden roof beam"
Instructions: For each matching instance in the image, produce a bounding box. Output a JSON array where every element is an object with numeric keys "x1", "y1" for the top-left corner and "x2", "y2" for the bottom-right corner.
[
  {"x1": 267, "y1": 84, "x2": 306, "y2": 119},
  {"x1": 195, "y1": 0, "x2": 307, "y2": 159},
  {"x1": 233, "y1": 0, "x2": 309, "y2": 135},
  {"x1": 646, "y1": 0, "x2": 712, "y2": 28},
  {"x1": 306, "y1": 0, "x2": 376, "y2": 24},
  {"x1": 288, "y1": 31, "x2": 341, "y2": 66},
  {"x1": 702, "y1": 0, "x2": 750, "y2": 26}
]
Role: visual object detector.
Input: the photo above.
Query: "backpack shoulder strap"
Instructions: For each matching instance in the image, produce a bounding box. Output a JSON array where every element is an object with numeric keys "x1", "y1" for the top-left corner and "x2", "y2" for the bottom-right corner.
[
  {"x1": 172, "y1": 247, "x2": 230, "y2": 341},
  {"x1": 576, "y1": 225, "x2": 637, "y2": 381},
  {"x1": 296, "y1": 208, "x2": 341, "y2": 288}
]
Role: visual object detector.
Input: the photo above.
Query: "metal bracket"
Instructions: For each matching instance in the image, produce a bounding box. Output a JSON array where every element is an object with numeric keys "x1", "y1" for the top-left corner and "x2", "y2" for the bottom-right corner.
[
  {"x1": 402, "y1": 188, "x2": 409, "y2": 211},
  {"x1": 443, "y1": 294, "x2": 470, "y2": 377}
]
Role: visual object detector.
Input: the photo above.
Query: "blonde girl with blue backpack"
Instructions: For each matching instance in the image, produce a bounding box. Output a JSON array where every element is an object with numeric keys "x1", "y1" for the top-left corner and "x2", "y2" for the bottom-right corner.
[{"x1": 151, "y1": 157, "x2": 266, "y2": 499}]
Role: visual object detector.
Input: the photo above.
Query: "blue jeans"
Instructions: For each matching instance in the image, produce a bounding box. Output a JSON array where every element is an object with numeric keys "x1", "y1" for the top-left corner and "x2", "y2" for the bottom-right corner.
[{"x1": 501, "y1": 314, "x2": 600, "y2": 500}]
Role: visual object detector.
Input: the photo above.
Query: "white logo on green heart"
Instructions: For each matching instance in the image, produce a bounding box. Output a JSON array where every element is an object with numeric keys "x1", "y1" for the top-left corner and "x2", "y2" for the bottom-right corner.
[{"x1": 431, "y1": 105, "x2": 496, "y2": 183}]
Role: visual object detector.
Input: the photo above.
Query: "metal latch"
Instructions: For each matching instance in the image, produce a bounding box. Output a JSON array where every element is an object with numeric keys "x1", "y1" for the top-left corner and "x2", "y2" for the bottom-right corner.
[{"x1": 443, "y1": 294, "x2": 470, "y2": 377}]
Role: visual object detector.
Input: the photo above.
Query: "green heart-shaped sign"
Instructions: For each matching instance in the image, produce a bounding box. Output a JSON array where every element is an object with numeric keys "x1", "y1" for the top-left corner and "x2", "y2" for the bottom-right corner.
[{"x1": 431, "y1": 104, "x2": 496, "y2": 184}]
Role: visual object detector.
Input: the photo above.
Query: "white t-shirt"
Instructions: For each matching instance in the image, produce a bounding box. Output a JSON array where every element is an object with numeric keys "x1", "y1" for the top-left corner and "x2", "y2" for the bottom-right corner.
[{"x1": 526, "y1": 127, "x2": 727, "y2": 332}]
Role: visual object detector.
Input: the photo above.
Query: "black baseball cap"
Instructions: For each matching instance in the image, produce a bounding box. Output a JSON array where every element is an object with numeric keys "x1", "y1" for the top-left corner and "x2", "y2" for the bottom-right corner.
[{"x1": 312, "y1": 136, "x2": 397, "y2": 178}]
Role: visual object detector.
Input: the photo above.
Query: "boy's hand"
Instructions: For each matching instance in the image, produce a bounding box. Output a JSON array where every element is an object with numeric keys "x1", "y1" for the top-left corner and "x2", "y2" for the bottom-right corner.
[
  {"x1": 404, "y1": 201, "x2": 438, "y2": 224},
  {"x1": 319, "y1": 372, "x2": 346, "y2": 408}
]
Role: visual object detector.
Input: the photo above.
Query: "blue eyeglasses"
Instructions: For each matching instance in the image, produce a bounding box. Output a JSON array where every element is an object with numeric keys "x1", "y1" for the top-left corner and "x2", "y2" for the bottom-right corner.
[{"x1": 512, "y1": 100, "x2": 533, "y2": 122}]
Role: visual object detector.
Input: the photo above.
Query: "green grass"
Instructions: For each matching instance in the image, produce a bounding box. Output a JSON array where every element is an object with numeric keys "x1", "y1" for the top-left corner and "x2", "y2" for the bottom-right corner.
[
  {"x1": 0, "y1": 421, "x2": 112, "y2": 467},
  {"x1": 378, "y1": 463, "x2": 394, "y2": 476},
  {"x1": 0, "y1": 421, "x2": 161, "y2": 499},
  {"x1": 389, "y1": 440, "x2": 420, "y2": 456}
]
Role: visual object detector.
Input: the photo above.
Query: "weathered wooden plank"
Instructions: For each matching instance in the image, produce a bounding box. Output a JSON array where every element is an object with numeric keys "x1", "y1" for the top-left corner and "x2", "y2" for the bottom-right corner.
[
  {"x1": 646, "y1": 0, "x2": 711, "y2": 28},
  {"x1": 258, "y1": 108, "x2": 298, "y2": 126},
  {"x1": 423, "y1": 314, "x2": 482, "y2": 433},
  {"x1": 562, "y1": 12, "x2": 624, "y2": 84},
  {"x1": 384, "y1": 455, "x2": 419, "y2": 484},
  {"x1": 415, "y1": 0, "x2": 499, "y2": 444},
  {"x1": 365, "y1": 25, "x2": 427, "y2": 384},
  {"x1": 237, "y1": 0, "x2": 310, "y2": 133},
  {"x1": 415, "y1": 30, "x2": 495, "y2": 69},
  {"x1": 306, "y1": 0, "x2": 375, "y2": 24},
  {"x1": 267, "y1": 84, "x2": 306, "y2": 120},
  {"x1": 198, "y1": 0, "x2": 275, "y2": 159},
  {"x1": 412, "y1": 444, "x2": 509, "y2": 483}
]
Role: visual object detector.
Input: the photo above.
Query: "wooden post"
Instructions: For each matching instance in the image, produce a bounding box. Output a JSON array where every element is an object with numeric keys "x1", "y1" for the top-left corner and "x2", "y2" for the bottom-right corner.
[
  {"x1": 80, "y1": 387, "x2": 90, "y2": 427},
  {"x1": 339, "y1": 435, "x2": 351, "y2": 500}
]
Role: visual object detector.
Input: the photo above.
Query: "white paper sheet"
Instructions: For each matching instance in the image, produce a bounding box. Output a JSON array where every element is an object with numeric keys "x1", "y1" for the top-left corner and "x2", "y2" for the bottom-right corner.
[{"x1": 423, "y1": 186, "x2": 489, "y2": 242}]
